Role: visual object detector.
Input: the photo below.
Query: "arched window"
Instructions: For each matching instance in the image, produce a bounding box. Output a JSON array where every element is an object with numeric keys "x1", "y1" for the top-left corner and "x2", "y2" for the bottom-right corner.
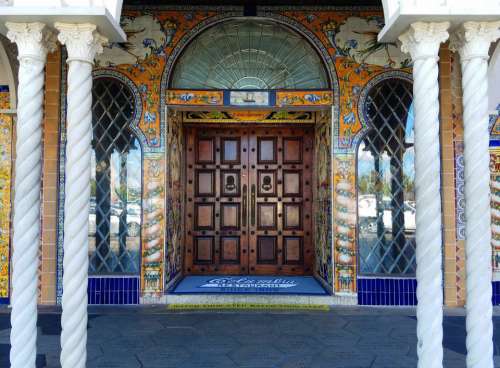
[
  {"x1": 89, "y1": 77, "x2": 142, "y2": 274},
  {"x1": 170, "y1": 19, "x2": 329, "y2": 90},
  {"x1": 357, "y1": 77, "x2": 415, "y2": 275}
]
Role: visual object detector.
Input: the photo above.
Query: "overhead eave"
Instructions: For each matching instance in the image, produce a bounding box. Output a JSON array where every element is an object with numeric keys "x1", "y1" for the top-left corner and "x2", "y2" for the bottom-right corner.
[
  {"x1": 379, "y1": 10, "x2": 500, "y2": 43},
  {"x1": 0, "y1": 6, "x2": 126, "y2": 42}
]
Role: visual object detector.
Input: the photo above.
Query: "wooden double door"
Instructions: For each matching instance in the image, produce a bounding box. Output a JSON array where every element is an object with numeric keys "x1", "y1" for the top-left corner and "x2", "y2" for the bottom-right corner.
[{"x1": 185, "y1": 126, "x2": 314, "y2": 276}]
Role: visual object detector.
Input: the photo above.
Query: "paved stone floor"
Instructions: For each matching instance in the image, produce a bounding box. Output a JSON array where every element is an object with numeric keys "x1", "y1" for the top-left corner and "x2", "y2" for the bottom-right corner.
[{"x1": 0, "y1": 307, "x2": 499, "y2": 367}]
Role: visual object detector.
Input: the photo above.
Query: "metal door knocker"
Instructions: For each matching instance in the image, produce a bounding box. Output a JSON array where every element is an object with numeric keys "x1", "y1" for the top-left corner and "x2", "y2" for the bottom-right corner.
[
  {"x1": 225, "y1": 175, "x2": 236, "y2": 191},
  {"x1": 262, "y1": 175, "x2": 272, "y2": 191}
]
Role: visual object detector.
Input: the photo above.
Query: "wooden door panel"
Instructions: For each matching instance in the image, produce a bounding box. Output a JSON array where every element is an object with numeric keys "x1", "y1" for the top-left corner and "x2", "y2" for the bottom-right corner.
[
  {"x1": 257, "y1": 203, "x2": 277, "y2": 230},
  {"x1": 195, "y1": 169, "x2": 215, "y2": 197},
  {"x1": 194, "y1": 236, "x2": 214, "y2": 264},
  {"x1": 283, "y1": 137, "x2": 303, "y2": 163},
  {"x1": 221, "y1": 203, "x2": 240, "y2": 229},
  {"x1": 220, "y1": 237, "x2": 240, "y2": 264},
  {"x1": 186, "y1": 126, "x2": 313, "y2": 276},
  {"x1": 283, "y1": 203, "x2": 302, "y2": 230},
  {"x1": 195, "y1": 203, "x2": 214, "y2": 230},
  {"x1": 248, "y1": 127, "x2": 314, "y2": 275},
  {"x1": 283, "y1": 170, "x2": 302, "y2": 197},
  {"x1": 196, "y1": 137, "x2": 215, "y2": 163},
  {"x1": 257, "y1": 137, "x2": 277, "y2": 163},
  {"x1": 257, "y1": 236, "x2": 277, "y2": 264},
  {"x1": 283, "y1": 236, "x2": 303, "y2": 265},
  {"x1": 185, "y1": 127, "x2": 249, "y2": 274},
  {"x1": 221, "y1": 137, "x2": 240, "y2": 164}
]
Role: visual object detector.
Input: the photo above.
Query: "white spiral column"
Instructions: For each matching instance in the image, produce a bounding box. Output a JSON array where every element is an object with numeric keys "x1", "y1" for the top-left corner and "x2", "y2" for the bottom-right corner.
[
  {"x1": 5, "y1": 22, "x2": 55, "y2": 368},
  {"x1": 54, "y1": 23, "x2": 107, "y2": 368},
  {"x1": 399, "y1": 22, "x2": 449, "y2": 368},
  {"x1": 450, "y1": 21, "x2": 500, "y2": 368}
]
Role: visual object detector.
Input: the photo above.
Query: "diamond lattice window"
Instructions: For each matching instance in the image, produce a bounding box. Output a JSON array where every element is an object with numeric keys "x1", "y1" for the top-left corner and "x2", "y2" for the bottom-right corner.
[
  {"x1": 89, "y1": 77, "x2": 142, "y2": 274},
  {"x1": 357, "y1": 78, "x2": 416, "y2": 275}
]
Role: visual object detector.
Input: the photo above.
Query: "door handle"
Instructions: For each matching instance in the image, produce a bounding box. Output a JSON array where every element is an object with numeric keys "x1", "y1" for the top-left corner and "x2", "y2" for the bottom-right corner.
[
  {"x1": 251, "y1": 184, "x2": 256, "y2": 226},
  {"x1": 242, "y1": 184, "x2": 247, "y2": 227}
]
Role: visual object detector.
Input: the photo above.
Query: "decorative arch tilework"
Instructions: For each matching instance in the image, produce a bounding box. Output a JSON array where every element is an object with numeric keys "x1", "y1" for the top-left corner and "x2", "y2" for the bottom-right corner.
[
  {"x1": 92, "y1": 69, "x2": 145, "y2": 150},
  {"x1": 356, "y1": 70, "x2": 413, "y2": 148},
  {"x1": 490, "y1": 104, "x2": 500, "y2": 284},
  {"x1": 314, "y1": 111, "x2": 334, "y2": 288},
  {"x1": 56, "y1": 67, "x2": 148, "y2": 303}
]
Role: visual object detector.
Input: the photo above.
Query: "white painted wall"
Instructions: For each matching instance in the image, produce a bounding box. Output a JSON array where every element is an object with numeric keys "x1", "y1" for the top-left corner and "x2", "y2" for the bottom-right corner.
[
  {"x1": 0, "y1": 0, "x2": 123, "y2": 21},
  {"x1": 489, "y1": 42, "x2": 500, "y2": 112}
]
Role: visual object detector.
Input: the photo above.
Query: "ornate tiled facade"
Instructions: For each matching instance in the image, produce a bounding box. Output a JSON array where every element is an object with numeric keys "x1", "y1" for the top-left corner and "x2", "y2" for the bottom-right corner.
[{"x1": 3, "y1": 5, "x2": 497, "y2": 306}]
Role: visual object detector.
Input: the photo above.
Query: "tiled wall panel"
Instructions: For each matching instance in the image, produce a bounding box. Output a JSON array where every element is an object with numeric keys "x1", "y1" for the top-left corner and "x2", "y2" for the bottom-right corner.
[
  {"x1": 358, "y1": 278, "x2": 417, "y2": 306},
  {"x1": 88, "y1": 277, "x2": 140, "y2": 305},
  {"x1": 40, "y1": 47, "x2": 61, "y2": 305}
]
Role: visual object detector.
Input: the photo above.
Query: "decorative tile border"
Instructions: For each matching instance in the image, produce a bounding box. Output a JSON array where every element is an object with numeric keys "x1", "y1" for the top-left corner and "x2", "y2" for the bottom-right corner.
[
  {"x1": 357, "y1": 277, "x2": 417, "y2": 306},
  {"x1": 141, "y1": 153, "x2": 166, "y2": 299},
  {"x1": 0, "y1": 87, "x2": 12, "y2": 304},
  {"x1": 166, "y1": 89, "x2": 223, "y2": 106},
  {"x1": 333, "y1": 154, "x2": 357, "y2": 293},
  {"x1": 166, "y1": 89, "x2": 334, "y2": 108},
  {"x1": 88, "y1": 276, "x2": 140, "y2": 305},
  {"x1": 182, "y1": 110, "x2": 316, "y2": 124},
  {"x1": 56, "y1": 48, "x2": 68, "y2": 305},
  {"x1": 454, "y1": 142, "x2": 466, "y2": 241}
]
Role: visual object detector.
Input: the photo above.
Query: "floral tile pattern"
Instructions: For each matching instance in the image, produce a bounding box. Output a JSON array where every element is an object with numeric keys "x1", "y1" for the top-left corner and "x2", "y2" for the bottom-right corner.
[{"x1": 0, "y1": 88, "x2": 11, "y2": 302}]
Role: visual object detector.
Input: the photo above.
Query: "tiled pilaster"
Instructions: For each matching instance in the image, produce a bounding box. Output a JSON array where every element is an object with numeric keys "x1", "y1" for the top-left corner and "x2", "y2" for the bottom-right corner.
[{"x1": 439, "y1": 44, "x2": 466, "y2": 307}]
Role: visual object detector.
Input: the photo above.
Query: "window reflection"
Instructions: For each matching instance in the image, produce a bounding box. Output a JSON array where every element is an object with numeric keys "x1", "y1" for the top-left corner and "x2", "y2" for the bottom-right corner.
[
  {"x1": 358, "y1": 79, "x2": 415, "y2": 275},
  {"x1": 89, "y1": 77, "x2": 141, "y2": 274}
]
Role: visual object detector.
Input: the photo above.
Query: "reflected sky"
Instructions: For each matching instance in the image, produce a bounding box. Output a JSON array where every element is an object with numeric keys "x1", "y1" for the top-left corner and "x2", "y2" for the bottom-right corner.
[{"x1": 358, "y1": 103, "x2": 415, "y2": 180}]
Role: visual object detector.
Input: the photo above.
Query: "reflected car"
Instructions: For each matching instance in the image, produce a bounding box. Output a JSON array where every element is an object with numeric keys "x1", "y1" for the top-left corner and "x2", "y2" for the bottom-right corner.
[
  {"x1": 88, "y1": 206, "x2": 141, "y2": 237},
  {"x1": 358, "y1": 194, "x2": 416, "y2": 232}
]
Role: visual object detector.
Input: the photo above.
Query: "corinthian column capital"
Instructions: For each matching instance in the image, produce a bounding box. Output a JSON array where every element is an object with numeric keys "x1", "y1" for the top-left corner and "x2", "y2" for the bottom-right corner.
[
  {"x1": 6, "y1": 22, "x2": 56, "y2": 62},
  {"x1": 399, "y1": 22, "x2": 450, "y2": 61},
  {"x1": 54, "y1": 22, "x2": 108, "y2": 64},
  {"x1": 450, "y1": 21, "x2": 500, "y2": 61}
]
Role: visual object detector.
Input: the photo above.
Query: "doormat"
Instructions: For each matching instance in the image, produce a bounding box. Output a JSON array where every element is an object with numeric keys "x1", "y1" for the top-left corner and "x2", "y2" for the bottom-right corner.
[{"x1": 170, "y1": 275, "x2": 328, "y2": 295}]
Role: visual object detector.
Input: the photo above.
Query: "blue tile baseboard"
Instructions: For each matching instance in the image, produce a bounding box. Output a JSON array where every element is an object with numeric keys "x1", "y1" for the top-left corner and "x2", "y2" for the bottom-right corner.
[
  {"x1": 357, "y1": 277, "x2": 417, "y2": 306},
  {"x1": 0, "y1": 297, "x2": 9, "y2": 305},
  {"x1": 492, "y1": 281, "x2": 500, "y2": 305},
  {"x1": 87, "y1": 276, "x2": 139, "y2": 305}
]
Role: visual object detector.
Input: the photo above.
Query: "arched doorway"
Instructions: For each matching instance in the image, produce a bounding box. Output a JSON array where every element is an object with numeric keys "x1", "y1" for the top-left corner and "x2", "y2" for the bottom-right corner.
[{"x1": 163, "y1": 18, "x2": 335, "y2": 282}]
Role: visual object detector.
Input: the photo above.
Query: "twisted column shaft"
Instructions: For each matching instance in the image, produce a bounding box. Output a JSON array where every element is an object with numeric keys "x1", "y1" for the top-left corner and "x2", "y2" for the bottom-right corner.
[
  {"x1": 61, "y1": 59, "x2": 92, "y2": 368},
  {"x1": 399, "y1": 22, "x2": 449, "y2": 368},
  {"x1": 5, "y1": 22, "x2": 54, "y2": 368},
  {"x1": 451, "y1": 21, "x2": 500, "y2": 368},
  {"x1": 55, "y1": 23, "x2": 107, "y2": 368}
]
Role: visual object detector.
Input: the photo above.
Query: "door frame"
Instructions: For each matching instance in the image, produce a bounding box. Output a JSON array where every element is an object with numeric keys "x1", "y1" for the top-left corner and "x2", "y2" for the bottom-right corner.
[{"x1": 182, "y1": 123, "x2": 316, "y2": 276}]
